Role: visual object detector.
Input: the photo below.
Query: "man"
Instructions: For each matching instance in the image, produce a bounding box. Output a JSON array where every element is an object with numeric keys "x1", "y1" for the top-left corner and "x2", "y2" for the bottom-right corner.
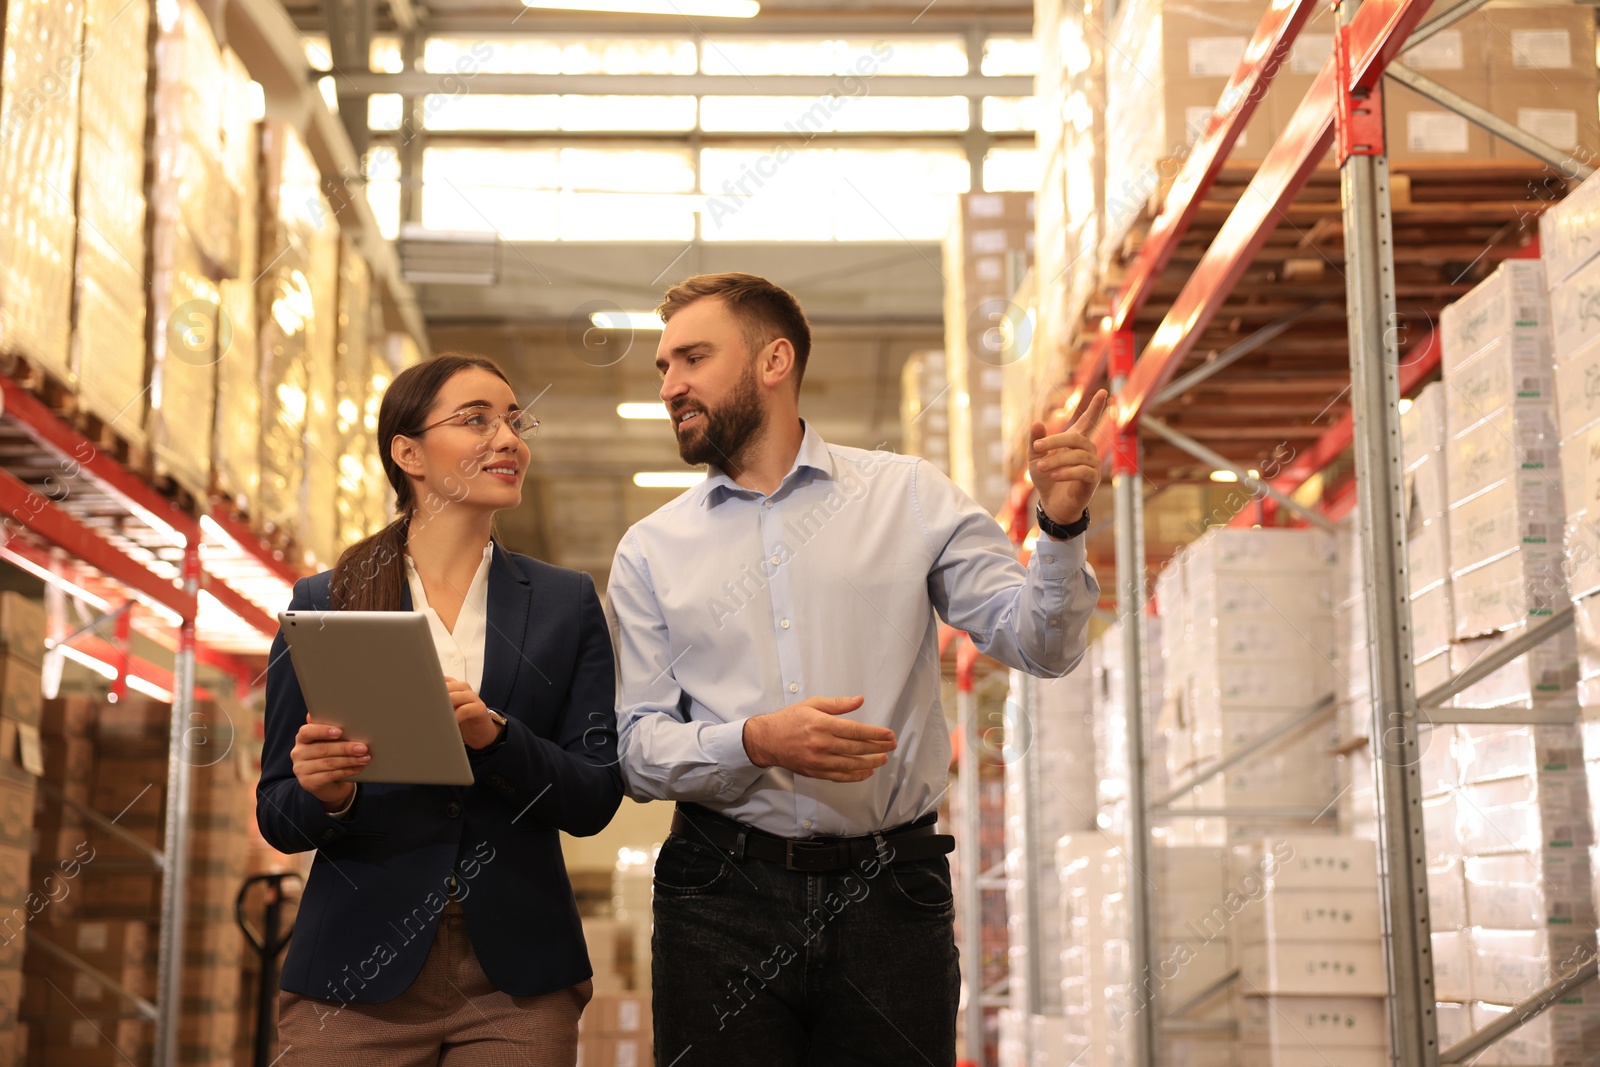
[{"x1": 606, "y1": 272, "x2": 1103, "y2": 1065}]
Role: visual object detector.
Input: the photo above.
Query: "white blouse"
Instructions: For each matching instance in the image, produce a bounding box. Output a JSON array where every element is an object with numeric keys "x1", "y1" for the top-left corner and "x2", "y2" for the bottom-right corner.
[{"x1": 405, "y1": 541, "x2": 495, "y2": 691}]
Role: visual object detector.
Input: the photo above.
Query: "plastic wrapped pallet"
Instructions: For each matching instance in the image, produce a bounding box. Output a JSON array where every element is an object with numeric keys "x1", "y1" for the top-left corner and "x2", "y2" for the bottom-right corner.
[
  {"x1": 1057, "y1": 836, "x2": 1126, "y2": 1067},
  {"x1": 335, "y1": 239, "x2": 374, "y2": 552},
  {"x1": 1156, "y1": 528, "x2": 1339, "y2": 847},
  {"x1": 145, "y1": 0, "x2": 234, "y2": 500},
  {"x1": 0, "y1": 0, "x2": 85, "y2": 383},
  {"x1": 257, "y1": 123, "x2": 325, "y2": 555},
  {"x1": 1440, "y1": 259, "x2": 1574, "y2": 708},
  {"x1": 212, "y1": 50, "x2": 262, "y2": 516},
  {"x1": 1230, "y1": 835, "x2": 1389, "y2": 1065},
  {"x1": 71, "y1": 0, "x2": 150, "y2": 448}
]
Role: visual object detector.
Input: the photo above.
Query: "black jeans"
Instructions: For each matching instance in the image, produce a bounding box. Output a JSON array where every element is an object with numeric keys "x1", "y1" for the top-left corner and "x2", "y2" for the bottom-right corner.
[{"x1": 650, "y1": 826, "x2": 960, "y2": 1067}]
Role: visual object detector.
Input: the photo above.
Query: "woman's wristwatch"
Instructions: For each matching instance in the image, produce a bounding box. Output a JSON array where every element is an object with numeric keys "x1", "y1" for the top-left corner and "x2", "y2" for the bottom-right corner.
[
  {"x1": 1036, "y1": 505, "x2": 1092, "y2": 540},
  {"x1": 471, "y1": 709, "x2": 509, "y2": 754}
]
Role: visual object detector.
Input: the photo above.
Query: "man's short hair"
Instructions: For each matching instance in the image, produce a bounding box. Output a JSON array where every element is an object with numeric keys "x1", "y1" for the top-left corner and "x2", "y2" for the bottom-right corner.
[{"x1": 657, "y1": 273, "x2": 813, "y2": 389}]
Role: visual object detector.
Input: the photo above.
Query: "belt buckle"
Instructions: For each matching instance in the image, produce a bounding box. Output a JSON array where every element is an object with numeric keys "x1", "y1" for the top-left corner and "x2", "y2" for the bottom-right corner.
[{"x1": 784, "y1": 840, "x2": 803, "y2": 871}]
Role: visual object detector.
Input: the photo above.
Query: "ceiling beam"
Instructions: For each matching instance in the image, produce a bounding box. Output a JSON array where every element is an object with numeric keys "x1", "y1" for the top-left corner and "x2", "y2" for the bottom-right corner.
[
  {"x1": 321, "y1": 0, "x2": 375, "y2": 156},
  {"x1": 324, "y1": 71, "x2": 1033, "y2": 95},
  {"x1": 322, "y1": 10, "x2": 1033, "y2": 35}
]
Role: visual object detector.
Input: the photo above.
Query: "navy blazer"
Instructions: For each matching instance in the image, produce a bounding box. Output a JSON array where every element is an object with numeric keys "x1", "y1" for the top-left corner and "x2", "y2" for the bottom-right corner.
[{"x1": 257, "y1": 542, "x2": 623, "y2": 1004}]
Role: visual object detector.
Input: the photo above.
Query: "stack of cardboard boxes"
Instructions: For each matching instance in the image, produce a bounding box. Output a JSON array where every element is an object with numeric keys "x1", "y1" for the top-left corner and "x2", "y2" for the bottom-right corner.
[
  {"x1": 0, "y1": 596, "x2": 43, "y2": 1065},
  {"x1": 1440, "y1": 259, "x2": 1578, "y2": 709},
  {"x1": 1156, "y1": 529, "x2": 1340, "y2": 848},
  {"x1": 944, "y1": 192, "x2": 1034, "y2": 516},
  {"x1": 899, "y1": 350, "x2": 952, "y2": 475},
  {"x1": 22, "y1": 696, "x2": 252, "y2": 1066},
  {"x1": 1233, "y1": 837, "x2": 1389, "y2": 1067},
  {"x1": 578, "y1": 991, "x2": 651, "y2": 1067}
]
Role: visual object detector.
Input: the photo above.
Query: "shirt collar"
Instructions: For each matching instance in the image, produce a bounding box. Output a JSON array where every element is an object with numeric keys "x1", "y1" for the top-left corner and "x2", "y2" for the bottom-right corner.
[{"x1": 699, "y1": 421, "x2": 833, "y2": 509}]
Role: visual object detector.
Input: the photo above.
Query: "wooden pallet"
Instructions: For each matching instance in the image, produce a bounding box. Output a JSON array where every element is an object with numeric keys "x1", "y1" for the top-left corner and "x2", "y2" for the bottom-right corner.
[{"x1": 1, "y1": 354, "x2": 151, "y2": 474}]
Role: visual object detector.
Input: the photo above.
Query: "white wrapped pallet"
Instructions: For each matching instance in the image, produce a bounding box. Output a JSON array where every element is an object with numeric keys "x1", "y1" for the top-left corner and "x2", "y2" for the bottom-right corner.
[{"x1": 1440, "y1": 259, "x2": 1575, "y2": 710}]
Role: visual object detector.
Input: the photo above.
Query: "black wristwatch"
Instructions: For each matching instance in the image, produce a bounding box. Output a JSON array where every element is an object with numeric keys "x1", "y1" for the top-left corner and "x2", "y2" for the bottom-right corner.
[{"x1": 1036, "y1": 505, "x2": 1091, "y2": 540}]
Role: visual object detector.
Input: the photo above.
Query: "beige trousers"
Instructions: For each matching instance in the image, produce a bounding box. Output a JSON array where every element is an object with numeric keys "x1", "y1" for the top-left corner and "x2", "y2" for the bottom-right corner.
[{"x1": 277, "y1": 900, "x2": 592, "y2": 1066}]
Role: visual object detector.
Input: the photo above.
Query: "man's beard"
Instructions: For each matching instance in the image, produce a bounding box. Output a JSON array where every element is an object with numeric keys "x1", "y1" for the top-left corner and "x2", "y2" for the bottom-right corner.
[{"x1": 674, "y1": 360, "x2": 765, "y2": 469}]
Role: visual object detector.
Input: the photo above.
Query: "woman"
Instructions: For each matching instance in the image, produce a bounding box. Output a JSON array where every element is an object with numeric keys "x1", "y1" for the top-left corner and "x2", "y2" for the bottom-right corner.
[{"x1": 258, "y1": 353, "x2": 623, "y2": 1065}]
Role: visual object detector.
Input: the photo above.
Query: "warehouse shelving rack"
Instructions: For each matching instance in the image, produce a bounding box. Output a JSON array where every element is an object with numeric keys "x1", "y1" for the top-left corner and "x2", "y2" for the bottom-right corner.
[
  {"x1": 965, "y1": 0, "x2": 1600, "y2": 1063},
  {"x1": 0, "y1": 370, "x2": 304, "y2": 1065}
]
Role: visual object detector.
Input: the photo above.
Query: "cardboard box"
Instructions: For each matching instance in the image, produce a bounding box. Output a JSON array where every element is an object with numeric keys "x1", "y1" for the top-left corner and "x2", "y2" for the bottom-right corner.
[
  {"x1": 0, "y1": 660, "x2": 41, "y2": 732},
  {"x1": 1235, "y1": 888, "x2": 1381, "y2": 943},
  {"x1": 1482, "y1": 5, "x2": 1597, "y2": 78},
  {"x1": 1464, "y1": 849, "x2": 1596, "y2": 930},
  {"x1": 1541, "y1": 171, "x2": 1600, "y2": 288},
  {"x1": 1385, "y1": 82, "x2": 1493, "y2": 163},
  {"x1": 40, "y1": 697, "x2": 97, "y2": 740},
  {"x1": 1248, "y1": 835, "x2": 1378, "y2": 891},
  {"x1": 1433, "y1": 928, "x2": 1474, "y2": 1000},
  {"x1": 0, "y1": 599, "x2": 43, "y2": 669},
  {"x1": 1491, "y1": 75, "x2": 1600, "y2": 164},
  {"x1": 1430, "y1": 855, "x2": 1468, "y2": 929},
  {"x1": 1238, "y1": 994, "x2": 1388, "y2": 1048},
  {"x1": 1239, "y1": 1046, "x2": 1388, "y2": 1067},
  {"x1": 1238, "y1": 939, "x2": 1387, "y2": 996},
  {"x1": 1469, "y1": 927, "x2": 1597, "y2": 1002},
  {"x1": 1550, "y1": 261, "x2": 1600, "y2": 366}
]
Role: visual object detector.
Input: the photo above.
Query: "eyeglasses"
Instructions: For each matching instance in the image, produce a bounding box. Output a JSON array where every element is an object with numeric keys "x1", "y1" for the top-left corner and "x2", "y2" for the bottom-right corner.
[{"x1": 412, "y1": 407, "x2": 540, "y2": 441}]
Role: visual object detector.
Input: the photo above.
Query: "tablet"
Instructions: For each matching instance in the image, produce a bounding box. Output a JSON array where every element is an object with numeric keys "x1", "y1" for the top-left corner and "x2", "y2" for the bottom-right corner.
[{"x1": 278, "y1": 611, "x2": 475, "y2": 786}]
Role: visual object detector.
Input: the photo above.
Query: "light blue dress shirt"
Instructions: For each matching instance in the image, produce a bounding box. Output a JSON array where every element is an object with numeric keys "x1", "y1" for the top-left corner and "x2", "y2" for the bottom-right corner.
[{"x1": 606, "y1": 423, "x2": 1100, "y2": 838}]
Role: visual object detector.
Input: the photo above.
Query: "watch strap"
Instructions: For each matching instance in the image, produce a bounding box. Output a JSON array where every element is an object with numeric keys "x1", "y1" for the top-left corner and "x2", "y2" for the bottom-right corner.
[{"x1": 1036, "y1": 505, "x2": 1091, "y2": 540}]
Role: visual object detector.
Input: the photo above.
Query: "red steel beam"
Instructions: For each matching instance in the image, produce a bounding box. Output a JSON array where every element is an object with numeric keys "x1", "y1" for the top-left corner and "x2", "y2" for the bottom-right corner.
[
  {"x1": 201, "y1": 575, "x2": 280, "y2": 637},
  {"x1": 0, "y1": 376, "x2": 198, "y2": 544},
  {"x1": 1037, "y1": 0, "x2": 1324, "y2": 508},
  {"x1": 204, "y1": 506, "x2": 307, "y2": 586},
  {"x1": 0, "y1": 467, "x2": 195, "y2": 619},
  {"x1": 1093, "y1": 0, "x2": 1440, "y2": 459}
]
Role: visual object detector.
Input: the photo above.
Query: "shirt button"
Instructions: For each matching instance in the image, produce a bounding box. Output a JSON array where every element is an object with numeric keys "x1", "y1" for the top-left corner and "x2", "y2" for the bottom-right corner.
[
  {"x1": 789, "y1": 683, "x2": 799, "y2": 693},
  {"x1": 446, "y1": 802, "x2": 462, "y2": 818},
  {"x1": 763, "y1": 500, "x2": 773, "y2": 508},
  {"x1": 771, "y1": 556, "x2": 781, "y2": 565},
  {"x1": 780, "y1": 619, "x2": 791, "y2": 629},
  {"x1": 803, "y1": 820, "x2": 813, "y2": 830},
  {"x1": 1042, "y1": 555, "x2": 1056, "y2": 564}
]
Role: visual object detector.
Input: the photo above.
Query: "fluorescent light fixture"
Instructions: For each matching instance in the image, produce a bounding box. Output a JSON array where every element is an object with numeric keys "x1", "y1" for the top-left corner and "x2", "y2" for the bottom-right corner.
[
  {"x1": 54, "y1": 646, "x2": 173, "y2": 702},
  {"x1": 617, "y1": 402, "x2": 671, "y2": 420},
  {"x1": 522, "y1": 0, "x2": 758, "y2": 15},
  {"x1": 633, "y1": 471, "x2": 707, "y2": 489},
  {"x1": 591, "y1": 311, "x2": 665, "y2": 331},
  {"x1": 1398, "y1": 397, "x2": 1414, "y2": 414},
  {"x1": 1209, "y1": 470, "x2": 1238, "y2": 483}
]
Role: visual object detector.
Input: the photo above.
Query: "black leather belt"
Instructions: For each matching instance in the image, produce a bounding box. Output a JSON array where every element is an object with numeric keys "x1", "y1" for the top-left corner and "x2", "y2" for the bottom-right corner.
[{"x1": 671, "y1": 803, "x2": 955, "y2": 873}]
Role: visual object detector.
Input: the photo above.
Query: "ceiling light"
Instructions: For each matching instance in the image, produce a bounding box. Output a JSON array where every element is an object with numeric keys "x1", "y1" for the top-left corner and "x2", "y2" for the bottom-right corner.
[
  {"x1": 591, "y1": 311, "x2": 665, "y2": 331},
  {"x1": 633, "y1": 471, "x2": 707, "y2": 489},
  {"x1": 1398, "y1": 397, "x2": 1414, "y2": 414},
  {"x1": 617, "y1": 403, "x2": 671, "y2": 420},
  {"x1": 1209, "y1": 470, "x2": 1239, "y2": 483},
  {"x1": 522, "y1": 0, "x2": 758, "y2": 14}
]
